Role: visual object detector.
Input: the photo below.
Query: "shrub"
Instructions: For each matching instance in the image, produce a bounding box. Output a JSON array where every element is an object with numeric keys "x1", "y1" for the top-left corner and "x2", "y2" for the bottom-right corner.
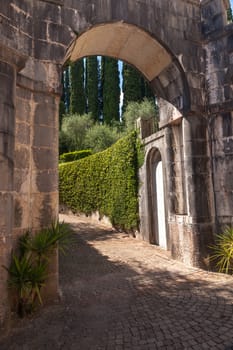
[
  {"x1": 210, "y1": 226, "x2": 233, "y2": 274},
  {"x1": 122, "y1": 98, "x2": 159, "y2": 133},
  {"x1": 60, "y1": 113, "x2": 94, "y2": 153},
  {"x1": 60, "y1": 150, "x2": 92, "y2": 163},
  {"x1": 84, "y1": 124, "x2": 121, "y2": 153},
  {"x1": 59, "y1": 132, "x2": 142, "y2": 230},
  {"x1": 3, "y1": 221, "x2": 72, "y2": 317}
]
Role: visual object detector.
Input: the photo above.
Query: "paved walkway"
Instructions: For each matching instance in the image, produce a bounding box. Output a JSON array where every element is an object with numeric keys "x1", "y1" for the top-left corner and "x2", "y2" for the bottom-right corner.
[{"x1": 1, "y1": 214, "x2": 233, "y2": 350}]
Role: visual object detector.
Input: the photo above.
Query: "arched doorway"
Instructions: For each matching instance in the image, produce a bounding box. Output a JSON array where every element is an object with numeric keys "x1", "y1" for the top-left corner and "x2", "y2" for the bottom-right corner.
[
  {"x1": 147, "y1": 148, "x2": 168, "y2": 249},
  {"x1": 155, "y1": 160, "x2": 167, "y2": 249}
]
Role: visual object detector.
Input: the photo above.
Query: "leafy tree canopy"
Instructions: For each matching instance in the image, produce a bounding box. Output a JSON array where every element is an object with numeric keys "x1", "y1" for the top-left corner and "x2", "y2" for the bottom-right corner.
[
  {"x1": 84, "y1": 124, "x2": 122, "y2": 154},
  {"x1": 60, "y1": 113, "x2": 94, "y2": 152},
  {"x1": 123, "y1": 98, "x2": 159, "y2": 133}
]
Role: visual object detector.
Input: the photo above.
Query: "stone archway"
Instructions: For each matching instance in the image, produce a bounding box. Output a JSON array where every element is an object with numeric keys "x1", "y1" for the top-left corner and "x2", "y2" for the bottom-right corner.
[
  {"x1": 1, "y1": 0, "x2": 233, "y2": 331},
  {"x1": 64, "y1": 21, "x2": 190, "y2": 113}
]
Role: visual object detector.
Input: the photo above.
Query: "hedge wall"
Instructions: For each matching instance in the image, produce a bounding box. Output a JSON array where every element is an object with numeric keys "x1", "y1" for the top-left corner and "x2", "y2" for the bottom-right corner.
[
  {"x1": 59, "y1": 132, "x2": 141, "y2": 230},
  {"x1": 59, "y1": 149, "x2": 92, "y2": 163}
]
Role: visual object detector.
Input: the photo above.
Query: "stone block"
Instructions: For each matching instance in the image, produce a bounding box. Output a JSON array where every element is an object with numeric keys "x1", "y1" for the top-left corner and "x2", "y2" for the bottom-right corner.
[
  {"x1": 41, "y1": 272, "x2": 59, "y2": 302},
  {"x1": 13, "y1": 193, "x2": 31, "y2": 229},
  {"x1": 15, "y1": 97, "x2": 31, "y2": 123},
  {"x1": 48, "y1": 22, "x2": 72, "y2": 45},
  {"x1": 184, "y1": 140, "x2": 208, "y2": 158},
  {"x1": 0, "y1": 132, "x2": 14, "y2": 161},
  {"x1": 0, "y1": 193, "x2": 13, "y2": 228},
  {"x1": 34, "y1": 40, "x2": 65, "y2": 62},
  {"x1": 37, "y1": 1, "x2": 63, "y2": 22},
  {"x1": 34, "y1": 102, "x2": 59, "y2": 127},
  {"x1": 215, "y1": 190, "x2": 233, "y2": 217},
  {"x1": 16, "y1": 84, "x2": 32, "y2": 102},
  {"x1": 33, "y1": 125, "x2": 57, "y2": 148},
  {"x1": 0, "y1": 157, "x2": 13, "y2": 191},
  {"x1": 15, "y1": 122, "x2": 30, "y2": 145},
  {"x1": 14, "y1": 168, "x2": 29, "y2": 193},
  {"x1": 10, "y1": 3, "x2": 33, "y2": 35},
  {"x1": 194, "y1": 156, "x2": 211, "y2": 174},
  {"x1": 30, "y1": 192, "x2": 58, "y2": 229},
  {"x1": 34, "y1": 169, "x2": 58, "y2": 193},
  {"x1": 14, "y1": 146, "x2": 30, "y2": 170},
  {"x1": 32, "y1": 147, "x2": 58, "y2": 171},
  {"x1": 34, "y1": 20, "x2": 48, "y2": 41}
]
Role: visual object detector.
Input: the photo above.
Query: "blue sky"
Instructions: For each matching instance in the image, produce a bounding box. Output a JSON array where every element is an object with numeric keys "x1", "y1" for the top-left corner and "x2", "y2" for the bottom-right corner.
[{"x1": 231, "y1": 0, "x2": 233, "y2": 8}]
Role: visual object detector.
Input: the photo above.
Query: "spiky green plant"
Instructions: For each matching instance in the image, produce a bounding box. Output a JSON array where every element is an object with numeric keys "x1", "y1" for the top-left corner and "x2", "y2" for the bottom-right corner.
[
  {"x1": 18, "y1": 231, "x2": 31, "y2": 258},
  {"x1": 3, "y1": 221, "x2": 73, "y2": 317},
  {"x1": 28, "y1": 262, "x2": 48, "y2": 306},
  {"x1": 20, "y1": 221, "x2": 73, "y2": 263},
  {"x1": 3, "y1": 255, "x2": 47, "y2": 317},
  {"x1": 210, "y1": 226, "x2": 233, "y2": 274},
  {"x1": 24, "y1": 227, "x2": 60, "y2": 263},
  {"x1": 50, "y1": 221, "x2": 73, "y2": 255}
]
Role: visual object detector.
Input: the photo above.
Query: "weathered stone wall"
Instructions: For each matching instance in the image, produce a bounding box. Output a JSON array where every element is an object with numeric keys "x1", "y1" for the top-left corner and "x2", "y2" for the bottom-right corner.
[
  {"x1": 63, "y1": 0, "x2": 203, "y2": 113},
  {"x1": 139, "y1": 130, "x2": 167, "y2": 245},
  {"x1": 0, "y1": 59, "x2": 16, "y2": 332},
  {"x1": 0, "y1": 37, "x2": 27, "y2": 328},
  {"x1": 0, "y1": 0, "x2": 233, "y2": 331},
  {"x1": 139, "y1": 101, "x2": 215, "y2": 267},
  {"x1": 0, "y1": 1, "x2": 205, "y2": 112},
  {"x1": 201, "y1": 0, "x2": 233, "y2": 230}
]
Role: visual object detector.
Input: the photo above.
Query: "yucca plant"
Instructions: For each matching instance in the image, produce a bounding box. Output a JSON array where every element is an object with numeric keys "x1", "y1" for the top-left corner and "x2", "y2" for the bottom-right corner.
[
  {"x1": 20, "y1": 221, "x2": 73, "y2": 263},
  {"x1": 18, "y1": 231, "x2": 31, "y2": 258},
  {"x1": 210, "y1": 226, "x2": 233, "y2": 274},
  {"x1": 50, "y1": 221, "x2": 73, "y2": 255},
  {"x1": 27, "y1": 262, "x2": 48, "y2": 307},
  {"x1": 23, "y1": 227, "x2": 60, "y2": 264},
  {"x1": 3, "y1": 220, "x2": 73, "y2": 317},
  {"x1": 3, "y1": 255, "x2": 47, "y2": 317}
]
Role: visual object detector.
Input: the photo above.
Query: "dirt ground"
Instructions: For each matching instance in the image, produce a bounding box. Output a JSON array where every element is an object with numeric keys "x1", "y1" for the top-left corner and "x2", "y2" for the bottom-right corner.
[{"x1": 0, "y1": 214, "x2": 233, "y2": 349}]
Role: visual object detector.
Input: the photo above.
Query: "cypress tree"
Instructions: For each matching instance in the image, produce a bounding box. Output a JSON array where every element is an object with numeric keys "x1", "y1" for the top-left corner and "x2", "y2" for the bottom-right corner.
[
  {"x1": 122, "y1": 63, "x2": 143, "y2": 113},
  {"x1": 70, "y1": 60, "x2": 86, "y2": 115},
  {"x1": 86, "y1": 56, "x2": 99, "y2": 122},
  {"x1": 102, "y1": 57, "x2": 120, "y2": 125},
  {"x1": 142, "y1": 78, "x2": 154, "y2": 101},
  {"x1": 122, "y1": 63, "x2": 155, "y2": 113}
]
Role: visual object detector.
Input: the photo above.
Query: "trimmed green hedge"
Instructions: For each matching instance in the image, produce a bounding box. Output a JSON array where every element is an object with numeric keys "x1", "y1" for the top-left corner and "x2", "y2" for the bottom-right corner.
[
  {"x1": 59, "y1": 132, "x2": 141, "y2": 230},
  {"x1": 59, "y1": 149, "x2": 92, "y2": 163}
]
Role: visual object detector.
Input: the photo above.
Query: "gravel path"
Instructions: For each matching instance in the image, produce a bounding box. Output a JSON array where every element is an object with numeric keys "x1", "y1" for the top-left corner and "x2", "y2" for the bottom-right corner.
[{"x1": 1, "y1": 214, "x2": 233, "y2": 349}]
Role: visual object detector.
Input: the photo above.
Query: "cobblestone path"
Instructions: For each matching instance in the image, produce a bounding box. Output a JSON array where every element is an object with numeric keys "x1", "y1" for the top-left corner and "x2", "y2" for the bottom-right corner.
[{"x1": 1, "y1": 214, "x2": 233, "y2": 349}]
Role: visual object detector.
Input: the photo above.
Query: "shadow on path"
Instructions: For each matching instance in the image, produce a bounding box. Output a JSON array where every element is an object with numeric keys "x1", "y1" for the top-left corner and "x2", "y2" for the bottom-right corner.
[{"x1": 0, "y1": 216, "x2": 233, "y2": 349}]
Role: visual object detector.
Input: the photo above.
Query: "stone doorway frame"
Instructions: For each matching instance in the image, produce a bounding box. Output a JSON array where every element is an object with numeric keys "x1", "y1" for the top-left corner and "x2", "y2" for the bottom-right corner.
[{"x1": 146, "y1": 147, "x2": 169, "y2": 249}]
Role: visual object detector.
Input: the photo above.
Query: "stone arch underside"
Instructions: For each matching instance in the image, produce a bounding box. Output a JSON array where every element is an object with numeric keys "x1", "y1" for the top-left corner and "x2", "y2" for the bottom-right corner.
[{"x1": 65, "y1": 22, "x2": 190, "y2": 113}]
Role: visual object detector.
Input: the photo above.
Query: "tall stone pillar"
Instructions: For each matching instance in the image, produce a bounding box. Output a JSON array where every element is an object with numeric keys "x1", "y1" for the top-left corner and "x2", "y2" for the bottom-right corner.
[
  {"x1": 14, "y1": 57, "x2": 62, "y2": 302},
  {"x1": 164, "y1": 126, "x2": 173, "y2": 213},
  {"x1": 0, "y1": 46, "x2": 26, "y2": 330},
  {"x1": 182, "y1": 115, "x2": 214, "y2": 266}
]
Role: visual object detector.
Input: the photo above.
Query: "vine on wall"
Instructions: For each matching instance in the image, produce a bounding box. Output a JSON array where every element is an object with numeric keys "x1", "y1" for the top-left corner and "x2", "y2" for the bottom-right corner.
[{"x1": 59, "y1": 132, "x2": 142, "y2": 231}]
